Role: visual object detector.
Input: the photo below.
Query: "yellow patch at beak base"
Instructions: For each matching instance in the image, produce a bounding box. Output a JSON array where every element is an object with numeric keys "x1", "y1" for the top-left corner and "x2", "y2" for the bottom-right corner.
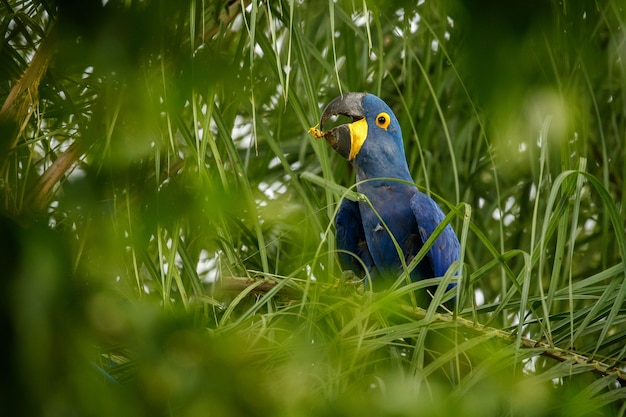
[{"x1": 348, "y1": 118, "x2": 368, "y2": 161}]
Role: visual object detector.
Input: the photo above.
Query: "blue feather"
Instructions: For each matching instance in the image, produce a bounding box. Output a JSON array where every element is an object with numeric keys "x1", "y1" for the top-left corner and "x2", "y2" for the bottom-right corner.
[
  {"x1": 336, "y1": 199, "x2": 374, "y2": 277},
  {"x1": 410, "y1": 192, "x2": 460, "y2": 279}
]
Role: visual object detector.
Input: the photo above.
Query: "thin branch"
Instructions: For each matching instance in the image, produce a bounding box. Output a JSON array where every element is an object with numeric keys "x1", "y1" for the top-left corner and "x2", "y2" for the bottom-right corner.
[
  {"x1": 217, "y1": 277, "x2": 301, "y2": 298},
  {"x1": 25, "y1": 140, "x2": 84, "y2": 213},
  {"x1": 401, "y1": 305, "x2": 626, "y2": 386},
  {"x1": 0, "y1": 23, "x2": 56, "y2": 148},
  {"x1": 218, "y1": 276, "x2": 626, "y2": 385}
]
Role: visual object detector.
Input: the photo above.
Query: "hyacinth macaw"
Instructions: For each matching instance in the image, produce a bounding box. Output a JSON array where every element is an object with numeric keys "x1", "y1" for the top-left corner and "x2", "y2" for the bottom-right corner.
[{"x1": 313, "y1": 92, "x2": 460, "y2": 302}]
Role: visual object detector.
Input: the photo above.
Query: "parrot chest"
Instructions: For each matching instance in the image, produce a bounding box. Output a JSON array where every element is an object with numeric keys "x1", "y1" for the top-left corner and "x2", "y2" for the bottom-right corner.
[{"x1": 357, "y1": 184, "x2": 427, "y2": 278}]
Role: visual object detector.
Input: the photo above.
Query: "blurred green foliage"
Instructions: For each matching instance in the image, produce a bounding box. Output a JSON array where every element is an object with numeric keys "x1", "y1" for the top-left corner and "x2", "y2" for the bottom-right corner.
[{"x1": 1, "y1": 0, "x2": 626, "y2": 416}]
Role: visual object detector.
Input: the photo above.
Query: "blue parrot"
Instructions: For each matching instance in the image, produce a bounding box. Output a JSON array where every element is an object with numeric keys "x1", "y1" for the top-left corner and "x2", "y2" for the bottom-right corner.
[{"x1": 318, "y1": 92, "x2": 460, "y2": 303}]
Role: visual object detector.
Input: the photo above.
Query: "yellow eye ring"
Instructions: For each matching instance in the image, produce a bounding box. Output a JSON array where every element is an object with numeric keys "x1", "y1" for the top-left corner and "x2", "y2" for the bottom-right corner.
[{"x1": 375, "y1": 112, "x2": 390, "y2": 130}]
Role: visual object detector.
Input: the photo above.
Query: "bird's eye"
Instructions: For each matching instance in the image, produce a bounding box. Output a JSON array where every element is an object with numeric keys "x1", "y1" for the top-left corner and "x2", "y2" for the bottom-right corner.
[{"x1": 375, "y1": 112, "x2": 390, "y2": 130}]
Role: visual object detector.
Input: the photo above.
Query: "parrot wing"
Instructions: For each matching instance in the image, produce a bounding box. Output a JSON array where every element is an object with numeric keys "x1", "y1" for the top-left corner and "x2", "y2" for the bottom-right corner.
[
  {"x1": 335, "y1": 198, "x2": 374, "y2": 278},
  {"x1": 409, "y1": 192, "x2": 460, "y2": 278}
]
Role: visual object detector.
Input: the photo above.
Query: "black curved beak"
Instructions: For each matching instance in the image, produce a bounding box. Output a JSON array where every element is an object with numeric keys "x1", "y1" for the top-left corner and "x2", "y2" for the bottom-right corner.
[
  {"x1": 318, "y1": 93, "x2": 367, "y2": 160},
  {"x1": 320, "y1": 92, "x2": 367, "y2": 129}
]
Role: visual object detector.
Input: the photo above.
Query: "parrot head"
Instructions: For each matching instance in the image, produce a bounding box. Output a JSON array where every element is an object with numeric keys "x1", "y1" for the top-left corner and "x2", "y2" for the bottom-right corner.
[{"x1": 318, "y1": 92, "x2": 410, "y2": 181}]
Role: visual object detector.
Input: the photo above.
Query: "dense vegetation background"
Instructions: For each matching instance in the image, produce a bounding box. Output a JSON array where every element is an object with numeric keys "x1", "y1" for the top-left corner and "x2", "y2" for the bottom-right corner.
[{"x1": 1, "y1": 0, "x2": 626, "y2": 415}]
